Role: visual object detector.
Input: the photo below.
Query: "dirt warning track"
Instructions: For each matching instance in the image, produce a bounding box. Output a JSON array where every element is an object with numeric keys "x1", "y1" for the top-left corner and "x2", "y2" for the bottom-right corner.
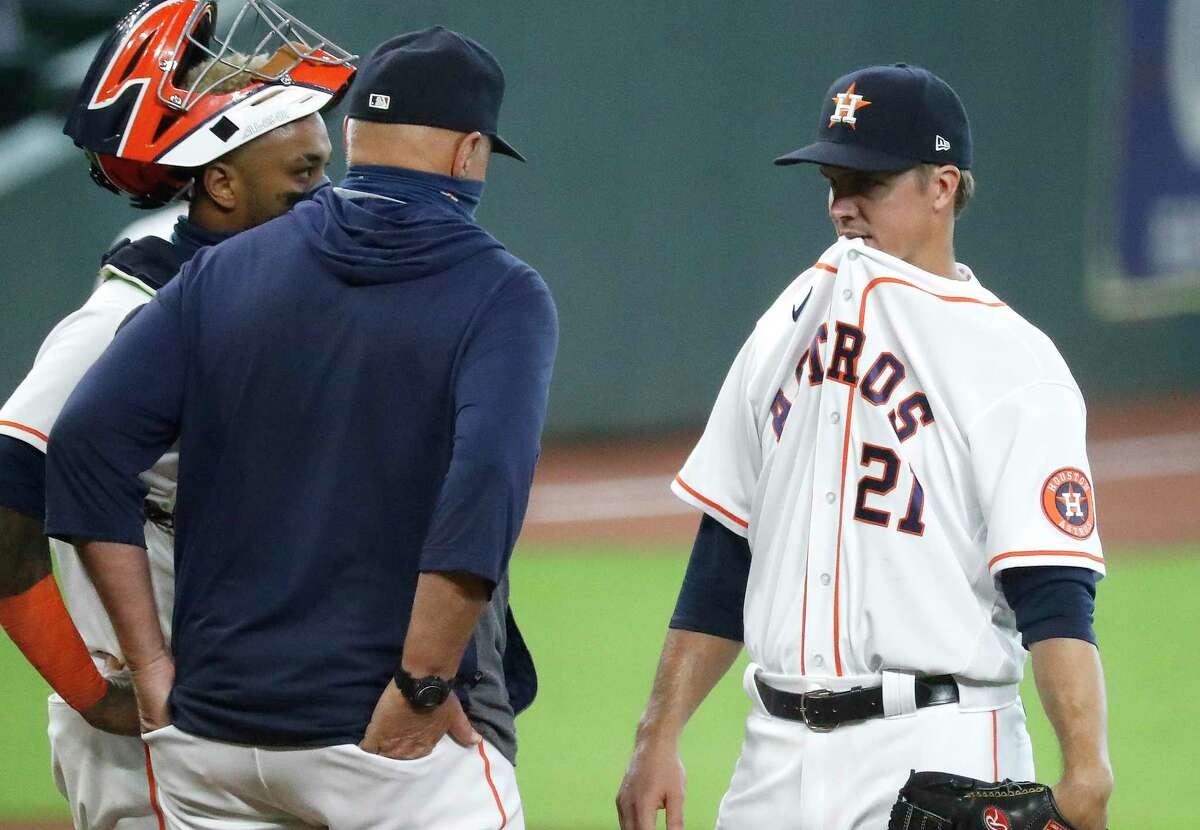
[{"x1": 522, "y1": 393, "x2": 1200, "y2": 549}]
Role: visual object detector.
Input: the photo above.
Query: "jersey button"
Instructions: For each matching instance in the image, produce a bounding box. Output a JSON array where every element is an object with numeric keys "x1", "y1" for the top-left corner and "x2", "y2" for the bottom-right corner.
[
  {"x1": 847, "y1": 249, "x2": 859, "y2": 261},
  {"x1": 824, "y1": 491, "x2": 836, "y2": 504},
  {"x1": 813, "y1": 655, "x2": 826, "y2": 667},
  {"x1": 842, "y1": 288, "x2": 853, "y2": 301},
  {"x1": 829, "y1": 412, "x2": 841, "y2": 424},
  {"x1": 820, "y1": 573, "x2": 831, "y2": 586}
]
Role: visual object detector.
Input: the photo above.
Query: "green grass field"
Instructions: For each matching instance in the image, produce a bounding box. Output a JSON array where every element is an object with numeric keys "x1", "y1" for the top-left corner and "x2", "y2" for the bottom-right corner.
[{"x1": 1, "y1": 543, "x2": 1196, "y2": 828}]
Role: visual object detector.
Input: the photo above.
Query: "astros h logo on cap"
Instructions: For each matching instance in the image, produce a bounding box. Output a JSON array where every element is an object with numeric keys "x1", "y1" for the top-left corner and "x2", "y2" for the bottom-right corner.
[{"x1": 828, "y1": 82, "x2": 871, "y2": 129}]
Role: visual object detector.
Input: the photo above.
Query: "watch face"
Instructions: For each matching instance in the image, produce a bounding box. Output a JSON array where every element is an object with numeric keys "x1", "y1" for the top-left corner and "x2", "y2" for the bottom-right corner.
[{"x1": 413, "y1": 682, "x2": 449, "y2": 710}]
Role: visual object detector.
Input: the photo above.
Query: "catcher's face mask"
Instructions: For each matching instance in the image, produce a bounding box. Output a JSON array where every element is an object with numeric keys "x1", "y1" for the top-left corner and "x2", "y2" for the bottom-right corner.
[{"x1": 64, "y1": 0, "x2": 356, "y2": 207}]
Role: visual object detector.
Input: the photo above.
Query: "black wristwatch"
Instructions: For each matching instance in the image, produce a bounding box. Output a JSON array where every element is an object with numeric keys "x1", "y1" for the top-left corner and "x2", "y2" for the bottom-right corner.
[{"x1": 394, "y1": 666, "x2": 453, "y2": 711}]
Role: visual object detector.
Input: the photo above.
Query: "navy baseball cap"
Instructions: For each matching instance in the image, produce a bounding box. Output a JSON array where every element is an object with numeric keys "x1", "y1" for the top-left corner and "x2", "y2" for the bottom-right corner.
[
  {"x1": 774, "y1": 64, "x2": 971, "y2": 172},
  {"x1": 347, "y1": 26, "x2": 525, "y2": 161}
]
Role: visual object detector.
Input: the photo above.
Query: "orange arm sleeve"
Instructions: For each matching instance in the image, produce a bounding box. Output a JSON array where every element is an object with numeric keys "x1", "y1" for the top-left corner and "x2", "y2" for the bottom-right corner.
[{"x1": 0, "y1": 574, "x2": 106, "y2": 711}]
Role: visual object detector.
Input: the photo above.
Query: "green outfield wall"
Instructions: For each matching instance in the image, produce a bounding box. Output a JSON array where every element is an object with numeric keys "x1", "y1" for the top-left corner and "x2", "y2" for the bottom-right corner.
[{"x1": 2, "y1": 1, "x2": 1196, "y2": 436}]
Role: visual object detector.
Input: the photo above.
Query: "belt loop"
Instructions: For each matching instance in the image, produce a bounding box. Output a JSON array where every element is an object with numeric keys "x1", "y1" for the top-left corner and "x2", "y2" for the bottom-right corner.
[
  {"x1": 882, "y1": 670, "x2": 918, "y2": 719},
  {"x1": 742, "y1": 663, "x2": 769, "y2": 716}
]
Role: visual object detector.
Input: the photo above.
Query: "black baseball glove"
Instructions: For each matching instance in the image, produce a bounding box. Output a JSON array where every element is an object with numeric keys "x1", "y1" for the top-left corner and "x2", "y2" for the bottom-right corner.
[{"x1": 888, "y1": 770, "x2": 1077, "y2": 830}]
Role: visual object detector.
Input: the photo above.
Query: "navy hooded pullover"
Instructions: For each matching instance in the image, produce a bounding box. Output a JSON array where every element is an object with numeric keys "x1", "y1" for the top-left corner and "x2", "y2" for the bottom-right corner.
[{"x1": 45, "y1": 167, "x2": 558, "y2": 758}]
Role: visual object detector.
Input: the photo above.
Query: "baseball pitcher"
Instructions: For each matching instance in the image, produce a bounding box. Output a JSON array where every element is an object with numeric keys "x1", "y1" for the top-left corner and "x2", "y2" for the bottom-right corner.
[{"x1": 617, "y1": 64, "x2": 1112, "y2": 830}]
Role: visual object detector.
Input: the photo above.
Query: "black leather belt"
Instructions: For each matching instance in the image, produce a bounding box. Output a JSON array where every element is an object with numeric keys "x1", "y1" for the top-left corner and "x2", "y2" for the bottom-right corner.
[
  {"x1": 754, "y1": 674, "x2": 958, "y2": 731},
  {"x1": 143, "y1": 501, "x2": 174, "y2": 533}
]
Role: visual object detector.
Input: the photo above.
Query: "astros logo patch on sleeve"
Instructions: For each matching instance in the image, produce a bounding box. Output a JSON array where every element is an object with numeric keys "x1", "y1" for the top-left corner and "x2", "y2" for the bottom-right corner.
[{"x1": 1041, "y1": 467, "x2": 1095, "y2": 539}]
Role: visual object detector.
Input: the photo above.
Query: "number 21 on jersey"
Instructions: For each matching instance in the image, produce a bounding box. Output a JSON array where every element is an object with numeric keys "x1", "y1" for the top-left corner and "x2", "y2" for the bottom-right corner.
[{"x1": 855, "y1": 444, "x2": 925, "y2": 536}]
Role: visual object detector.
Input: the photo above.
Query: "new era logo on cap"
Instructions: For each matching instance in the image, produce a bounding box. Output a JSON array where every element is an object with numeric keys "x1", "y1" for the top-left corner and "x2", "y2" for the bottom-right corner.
[
  {"x1": 935, "y1": 135, "x2": 951, "y2": 151},
  {"x1": 368, "y1": 93, "x2": 391, "y2": 110}
]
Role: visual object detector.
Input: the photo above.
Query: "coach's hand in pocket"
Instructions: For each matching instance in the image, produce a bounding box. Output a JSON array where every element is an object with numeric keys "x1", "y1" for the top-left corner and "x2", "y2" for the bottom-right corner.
[
  {"x1": 359, "y1": 680, "x2": 480, "y2": 760},
  {"x1": 132, "y1": 651, "x2": 175, "y2": 734}
]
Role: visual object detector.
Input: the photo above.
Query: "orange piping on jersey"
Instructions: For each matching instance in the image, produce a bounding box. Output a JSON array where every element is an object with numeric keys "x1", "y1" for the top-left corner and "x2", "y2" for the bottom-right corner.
[
  {"x1": 814, "y1": 262, "x2": 839, "y2": 274},
  {"x1": 800, "y1": 559, "x2": 810, "y2": 675},
  {"x1": 827, "y1": 275, "x2": 1009, "y2": 677},
  {"x1": 674, "y1": 475, "x2": 749, "y2": 528},
  {"x1": 830, "y1": 374, "x2": 857, "y2": 676},
  {"x1": 991, "y1": 710, "x2": 999, "y2": 781},
  {"x1": 0, "y1": 420, "x2": 49, "y2": 443},
  {"x1": 988, "y1": 550, "x2": 1105, "y2": 569},
  {"x1": 858, "y1": 277, "x2": 1007, "y2": 311},
  {"x1": 143, "y1": 744, "x2": 167, "y2": 830},
  {"x1": 477, "y1": 741, "x2": 508, "y2": 829}
]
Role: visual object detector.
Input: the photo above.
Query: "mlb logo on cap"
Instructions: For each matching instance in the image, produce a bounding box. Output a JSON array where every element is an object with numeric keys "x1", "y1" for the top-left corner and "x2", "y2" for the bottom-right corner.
[{"x1": 368, "y1": 93, "x2": 391, "y2": 110}]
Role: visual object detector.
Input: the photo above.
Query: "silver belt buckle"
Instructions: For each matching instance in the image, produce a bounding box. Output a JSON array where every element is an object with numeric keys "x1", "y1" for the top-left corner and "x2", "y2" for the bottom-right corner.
[{"x1": 800, "y1": 688, "x2": 837, "y2": 732}]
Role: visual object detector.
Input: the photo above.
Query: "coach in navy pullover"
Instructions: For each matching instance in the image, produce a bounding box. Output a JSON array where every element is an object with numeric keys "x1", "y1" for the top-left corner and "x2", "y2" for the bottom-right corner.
[{"x1": 44, "y1": 158, "x2": 557, "y2": 762}]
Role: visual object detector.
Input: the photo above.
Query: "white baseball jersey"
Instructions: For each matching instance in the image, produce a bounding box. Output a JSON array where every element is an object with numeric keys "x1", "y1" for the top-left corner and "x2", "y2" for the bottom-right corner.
[
  {"x1": 0, "y1": 265, "x2": 177, "y2": 661},
  {"x1": 673, "y1": 237, "x2": 1103, "y2": 705}
]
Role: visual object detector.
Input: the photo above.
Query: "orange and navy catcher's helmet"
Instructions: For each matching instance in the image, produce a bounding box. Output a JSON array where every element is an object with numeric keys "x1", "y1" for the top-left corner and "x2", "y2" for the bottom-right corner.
[{"x1": 64, "y1": 0, "x2": 356, "y2": 207}]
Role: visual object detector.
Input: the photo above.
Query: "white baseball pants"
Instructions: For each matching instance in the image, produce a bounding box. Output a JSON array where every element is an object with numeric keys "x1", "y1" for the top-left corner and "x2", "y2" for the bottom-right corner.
[
  {"x1": 48, "y1": 694, "x2": 162, "y2": 830},
  {"x1": 714, "y1": 664, "x2": 1036, "y2": 829},
  {"x1": 142, "y1": 724, "x2": 522, "y2": 830}
]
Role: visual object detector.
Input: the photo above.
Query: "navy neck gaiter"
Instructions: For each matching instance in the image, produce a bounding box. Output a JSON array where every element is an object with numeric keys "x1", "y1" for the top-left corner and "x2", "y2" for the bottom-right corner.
[{"x1": 341, "y1": 165, "x2": 484, "y2": 220}]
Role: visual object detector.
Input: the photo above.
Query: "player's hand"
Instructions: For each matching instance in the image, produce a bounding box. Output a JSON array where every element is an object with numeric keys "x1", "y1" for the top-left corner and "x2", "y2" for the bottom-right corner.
[
  {"x1": 1052, "y1": 766, "x2": 1113, "y2": 830},
  {"x1": 78, "y1": 675, "x2": 141, "y2": 736},
  {"x1": 131, "y1": 651, "x2": 175, "y2": 733},
  {"x1": 359, "y1": 681, "x2": 480, "y2": 760},
  {"x1": 615, "y1": 735, "x2": 687, "y2": 830}
]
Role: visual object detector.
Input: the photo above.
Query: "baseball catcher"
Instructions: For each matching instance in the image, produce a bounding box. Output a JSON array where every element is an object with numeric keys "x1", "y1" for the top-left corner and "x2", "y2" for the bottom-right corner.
[
  {"x1": 889, "y1": 771, "x2": 1080, "y2": 830},
  {"x1": 0, "y1": 2, "x2": 352, "y2": 827}
]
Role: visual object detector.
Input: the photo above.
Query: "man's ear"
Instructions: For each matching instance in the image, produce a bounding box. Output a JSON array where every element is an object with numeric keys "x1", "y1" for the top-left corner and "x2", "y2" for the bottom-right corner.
[
  {"x1": 933, "y1": 165, "x2": 961, "y2": 214},
  {"x1": 451, "y1": 131, "x2": 486, "y2": 179},
  {"x1": 200, "y1": 162, "x2": 238, "y2": 211}
]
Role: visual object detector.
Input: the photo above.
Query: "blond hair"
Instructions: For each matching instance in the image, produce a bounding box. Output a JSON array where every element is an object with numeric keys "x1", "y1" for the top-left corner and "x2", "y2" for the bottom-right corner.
[
  {"x1": 917, "y1": 164, "x2": 974, "y2": 217},
  {"x1": 954, "y1": 169, "x2": 975, "y2": 217}
]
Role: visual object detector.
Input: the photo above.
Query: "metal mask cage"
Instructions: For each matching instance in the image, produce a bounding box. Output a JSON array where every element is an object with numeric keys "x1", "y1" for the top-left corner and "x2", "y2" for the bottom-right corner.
[{"x1": 158, "y1": 0, "x2": 356, "y2": 111}]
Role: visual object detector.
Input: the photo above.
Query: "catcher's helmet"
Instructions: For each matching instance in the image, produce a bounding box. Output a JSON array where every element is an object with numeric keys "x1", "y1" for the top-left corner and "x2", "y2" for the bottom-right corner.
[{"x1": 64, "y1": 0, "x2": 356, "y2": 207}]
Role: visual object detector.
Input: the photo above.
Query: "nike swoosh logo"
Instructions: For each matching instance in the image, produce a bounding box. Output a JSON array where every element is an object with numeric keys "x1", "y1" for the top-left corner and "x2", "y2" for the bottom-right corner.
[{"x1": 792, "y1": 287, "x2": 813, "y2": 322}]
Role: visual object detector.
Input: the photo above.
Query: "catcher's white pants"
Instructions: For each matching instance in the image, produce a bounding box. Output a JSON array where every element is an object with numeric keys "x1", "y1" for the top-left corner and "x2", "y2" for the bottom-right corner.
[
  {"x1": 715, "y1": 664, "x2": 1036, "y2": 829},
  {"x1": 48, "y1": 694, "x2": 161, "y2": 830},
  {"x1": 142, "y1": 724, "x2": 522, "y2": 830}
]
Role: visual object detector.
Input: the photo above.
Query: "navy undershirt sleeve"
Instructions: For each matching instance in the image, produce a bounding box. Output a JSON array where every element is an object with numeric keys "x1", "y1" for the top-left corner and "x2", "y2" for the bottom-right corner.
[
  {"x1": 669, "y1": 514, "x2": 750, "y2": 642},
  {"x1": 999, "y1": 565, "x2": 1099, "y2": 649},
  {"x1": 418, "y1": 269, "x2": 558, "y2": 587},
  {"x1": 0, "y1": 435, "x2": 46, "y2": 521}
]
